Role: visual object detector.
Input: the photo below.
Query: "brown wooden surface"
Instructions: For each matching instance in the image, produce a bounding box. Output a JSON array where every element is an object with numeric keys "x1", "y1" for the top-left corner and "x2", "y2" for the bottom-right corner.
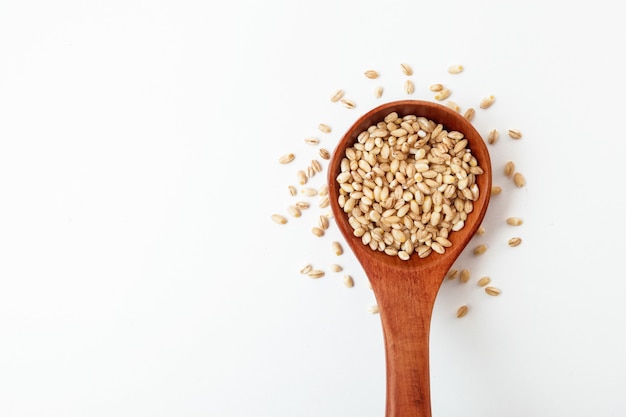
[{"x1": 327, "y1": 100, "x2": 492, "y2": 417}]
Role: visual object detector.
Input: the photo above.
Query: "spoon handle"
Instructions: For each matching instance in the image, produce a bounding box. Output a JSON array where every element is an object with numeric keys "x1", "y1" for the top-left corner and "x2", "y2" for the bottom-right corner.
[{"x1": 372, "y1": 270, "x2": 443, "y2": 417}]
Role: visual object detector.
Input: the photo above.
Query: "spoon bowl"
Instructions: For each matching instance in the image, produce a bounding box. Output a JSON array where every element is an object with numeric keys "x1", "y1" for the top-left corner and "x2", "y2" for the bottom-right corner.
[{"x1": 327, "y1": 100, "x2": 492, "y2": 417}]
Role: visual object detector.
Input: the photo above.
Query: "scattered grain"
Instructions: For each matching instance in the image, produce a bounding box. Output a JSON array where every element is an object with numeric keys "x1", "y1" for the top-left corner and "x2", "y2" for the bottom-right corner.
[
  {"x1": 513, "y1": 172, "x2": 526, "y2": 188},
  {"x1": 456, "y1": 305, "x2": 469, "y2": 318},
  {"x1": 508, "y1": 237, "x2": 522, "y2": 247},
  {"x1": 287, "y1": 205, "x2": 301, "y2": 218},
  {"x1": 271, "y1": 214, "x2": 287, "y2": 225},
  {"x1": 485, "y1": 286, "x2": 501, "y2": 296},
  {"x1": 330, "y1": 264, "x2": 343, "y2": 272},
  {"x1": 507, "y1": 217, "x2": 523, "y2": 226},
  {"x1": 302, "y1": 187, "x2": 318, "y2": 197},
  {"x1": 341, "y1": 98, "x2": 356, "y2": 109},
  {"x1": 288, "y1": 185, "x2": 297, "y2": 196},
  {"x1": 475, "y1": 226, "x2": 486, "y2": 235},
  {"x1": 368, "y1": 305, "x2": 380, "y2": 314},
  {"x1": 311, "y1": 159, "x2": 323, "y2": 173},
  {"x1": 295, "y1": 201, "x2": 310, "y2": 210},
  {"x1": 318, "y1": 123, "x2": 332, "y2": 134},
  {"x1": 508, "y1": 129, "x2": 522, "y2": 139},
  {"x1": 319, "y1": 196, "x2": 330, "y2": 208},
  {"x1": 404, "y1": 79, "x2": 415, "y2": 94},
  {"x1": 343, "y1": 275, "x2": 355, "y2": 288},
  {"x1": 477, "y1": 276, "x2": 491, "y2": 287},
  {"x1": 319, "y1": 148, "x2": 331, "y2": 160},
  {"x1": 400, "y1": 63, "x2": 413, "y2": 76},
  {"x1": 429, "y1": 83, "x2": 444, "y2": 92},
  {"x1": 332, "y1": 241, "x2": 344, "y2": 256},
  {"x1": 447, "y1": 269, "x2": 459, "y2": 280},
  {"x1": 435, "y1": 88, "x2": 451, "y2": 100},
  {"x1": 304, "y1": 137, "x2": 320, "y2": 145},
  {"x1": 463, "y1": 107, "x2": 475, "y2": 121},
  {"x1": 460, "y1": 269, "x2": 471, "y2": 283},
  {"x1": 279, "y1": 153, "x2": 295, "y2": 165},
  {"x1": 448, "y1": 64, "x2": 464, "y2": 74},
  {"x1": 473, "y1": 244, "x2": 488, "y2": 255},
  {"x1": 491, "y1": 185, "x2": 502, "y2": 196},
  {"x1": 330, "y1": 89, "x2": 345, "y2": 102},
  {"x1": 364, "y1": 70, "x2": 380, "y2": 79},
  {"x1": 318, "y1": 184, "x2": 329, "y2": 196},
  {"x1": 487, "y1": 129, "x2": 499, "y2": 145},
  {"x1": 308, "y1": 269, "x2": 325, "y2": 279},
  {"x1": 479, "y1": 95, "x2": 495, "y2": 109},
  {"x1": 319, "y1": 215, "x2": 329, "y2": 230},
  {"x1": 446, "y1": 100, "x2": 460, "y2": 112},
  {"x1": 300, "y1": 264, "x2": 313, "y2": 274},
  {"x1": 504, "y1": 161, "x2": 515, "y2": 177},
  {"x1": 312, "y1": 227, "x2": 325, "y2": 237},
  {"x1": 374, "y1": 86, "x2": 384, "y2": 98}
]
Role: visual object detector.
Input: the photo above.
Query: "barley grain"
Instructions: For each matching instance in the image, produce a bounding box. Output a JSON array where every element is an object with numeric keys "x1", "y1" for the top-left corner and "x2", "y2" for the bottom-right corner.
[
  {"x1": 479, "y1": 95, "x2": 495, "y2": 109},
  {"x1": 304, "y1": 137, "x2": 320, "y2": 145},
  {"x1": 341, "y1": 98, "x2": 356, "y2": 109},
  {"x1": 463, "y1": 108, "x2": 475, "y2": 121},
  {"x1": 447, "y1": 269, "x2": 459, "y2": 280},
  {"x1": 319, "y1": 215, "x2": 329, "y2": 230},
  {"x1": 330, "y1": 264, "x2": 343, "y2": 272},
  {"x1": 368, "y1": 305, "x2": 379, "y2": 314},
  {"x1": 508, "y1": 237, "x2": 522, "y2": 247},
  {"x1": 477, "y1": 276, "x2": 491, "y2": 287},
  {"x1": 330, "y1": 89, "x2": 345, "y2": 102},
  {"x1": 446, "y1": 101, "x2": 460, "y2": 112},
  {"x1": 295, "y1": 201, "x2": 310, "y2": 210},
  {"x1": 319, "y1": 148, "x2": 331, "y2": 160},
  {"x1": 485, "y1": 286, "x2": 501, "y2": 296},
  {"x1": 504, "y1": 161, "x2": 515, "y2": 177},
  {"x1": 460, "y1": 269, "x2": 470, "y2": 283},
  {"x1": 473, "y1": 244, "x2": 488, "y2": 255},
  {"x1": 429, "y1": 83, "x2": 444, "y2": 92},
  {"x1": 318, "y1": 184, "x2": 329, "y2": 196},
  {"x1": 312, "y1": 227, "x2": 325, "y2": 237},
  {"x1": 279, "y1": 153, "x2": 295, "y2": 164},
  {"x1": 448, "y1": 64, "x2": 464, "y2": 74},
  {"x1": 319, "y1": 196, "x2": 330, "y2": 208},
  {"x1": 456, "y1": 305, "x2": 469, "y2": 318},
  {"x1": 435, "y1": 88, "x2": 451, "y2": 100},
  {"x1": 508, "y1": 129, "x2": 522, "y2": 139},
  {"x1": 311, "y1": 159, "x2": 322, "y2": 173},
  {"x1": 318, "y1": 123, "x2": 332, "y2": 134},
  {"x1": 332, "y1": 241, "x2": 344, "y2": 256},
  {"x1": 487, "y1": 129, "x2": 499, "y2": 145},
  {"x1": 374, "y1": 86, "x2": 384, "y2": 98},
  {"x1": 507, "y1": 217, "x2": 523, "y2": 226},
  {"x1": 288, "y1": 185, "x2": 297, "y2": 196},
  {"x1": 300, "y1": 264, "x2": 313, "y2": 274},
  {"x1": 404, "y1": 79, "x2": 415, "y2": 94},
  {"x1": 475, "y1": 226, "x2": 486, "y2": 235},
  {"x1": 287, "y1": 205, "x2": 301, "y2": 218},
  {"x1": 400, "y1": 63, "x2": 413, "y2": 76},
  {"x1": 302, "y1": 187, "x2": 318, "y2": 197},
  {"x1": 364, "y1": 70, "x2": 379, "y2": 79},
  {"x1": 513, "y1": 172, "x2": 526, "y2": 188},
  {"x1": 271, "y1": 214, "x2": 287, "y2": 225},
  {"x1": 343, "y1": 275, "x2": 355, "y2": 288},
  {"x1": 308, "y1": 270, "x2": 325, "y2": 279}
]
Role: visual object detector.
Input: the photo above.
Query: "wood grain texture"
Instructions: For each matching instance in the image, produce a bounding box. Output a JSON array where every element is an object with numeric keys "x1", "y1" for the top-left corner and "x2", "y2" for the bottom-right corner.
[{"x1": 327, "y1": 100, "x2": 492, "y2": 417}]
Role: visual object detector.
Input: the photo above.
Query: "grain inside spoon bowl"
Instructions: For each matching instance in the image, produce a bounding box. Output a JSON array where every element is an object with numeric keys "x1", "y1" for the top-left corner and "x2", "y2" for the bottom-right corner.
[{"x1": 327, "y1": 100, "x2": 492, "y2": 417}]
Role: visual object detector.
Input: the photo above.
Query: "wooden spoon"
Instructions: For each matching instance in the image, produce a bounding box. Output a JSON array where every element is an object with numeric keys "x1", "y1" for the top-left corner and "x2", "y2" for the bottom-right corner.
[{"x1": 327, "y1": 100, "x2": 492, "y2": 417}]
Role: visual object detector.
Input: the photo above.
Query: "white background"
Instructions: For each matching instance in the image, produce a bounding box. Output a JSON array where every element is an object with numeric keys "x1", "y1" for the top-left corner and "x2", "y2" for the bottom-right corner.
[{"x1": 1, "y1": 1, "x2": 624, "y2": 416}]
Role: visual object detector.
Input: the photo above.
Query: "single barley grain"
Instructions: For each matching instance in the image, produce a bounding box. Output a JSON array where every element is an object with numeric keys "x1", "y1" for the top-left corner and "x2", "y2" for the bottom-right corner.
[
  {"x1": 404, "y1": 79, "x2": 415, "y2": 94},
  {"x1": 446, "y1": 101, "x2": 460, "y2": 112},
  {"x1": 508, "y1": 129, "x2": 522, "y2": 139},
  {"x1": 448, "y1": 64, "x2": 464, "y2": 74},
  {"x1": 487, "y1": 129, "x2": 499, "y2": 145},
  {"x1": 332, "y1": 241, "x2": 344, "y2": 256},
  {"x1": 318, "y1": 184, "x2": 329, "y2": 196},
  {"x1": 374, "y1": 86, "x2": 384, "y2": 98},
  {"x1": 288, "y1": 185, "x2": 297, "y2": 196},
  {"x1": 300, "y1": 264, "x2": 313, "y2": 274},
  {"x1": 475, "y1": 226, "x2": 486, "y2": 235},
  {"x1": 473, "y1": 244, "x2": 488, "y2": 255},
  {"x1": 330, "y1": 89, "x2": 345, "y2": 102},
  {"x1": 319, "y1": 196, "x2": 330, "y2": 208},
  {"x1": 400, "y1": 63, "x2": 413, "y2": 76},
  {"x1": 319, "y1": 215, "x2": 329, "y2": 230},
  {"x1": 491, "y1": 185, "x2": 502, "y2": 196},
  {"x1": 429, "y1": 83, "x2": 444, "y2": 92},
  {"x1": 319, "y1": 148, "x2": 331, "y2": 160},
  {"x1": 308, "y1": 269, "x2": 325, "y2": 279},
  {"x1": 364, "y1": 70, "x2": 379, "y2": 79},
  {"x1": 507, "y1": 217, "x2": 523, "y2": 226},
  {"x1": 271, "y1": 214, "x2": 287, "y2": 225},
  {"x1": 504, "y1": 161, "x2": 515, "y2": 177},
  {"x1": 312, "y1": 227, "x2": 325, "y2": 237},
  {"x1": 287, "y1": 205, "x2": 301, "y2": 218},
  {"x1": 304, "y1": 137, "x2": 320, "y2": 145},
  {"x1": 460, "y1": 269, "x2": 471, "y2": 283},
  {"x1": 302, "y1": 187, "x2": 318, "y2": 197},
  {"x1": 513, "y1": 172, "x2": 526, "y2": 188},
  {"x1": 341, "y1": 99, "x2": 356, "y2": 109},
  {"x1": 456, "y1": 305, "x2": 469, "y2": 318},
  {"x1": 480, "y1": 95, "x2": 495, "y2": 109},
  {"x1": 477, "y1": 276, "x2": 491, "y2": 287},
  {"x1": 279, "y1": 153, "x2": 295, "y2": 164},
  {"x1": 330, "y1": 264, "x2": 343, "y2": 272},
  {"x1": 485, "y1": 286, "x2": 501, "y2": 296},
  {"x1": 368, "y1": 305, "x2": 380, "y2": 314},
  {"x1": 318, "y1": 123, "x2": 332, "y2": 134},
  {"x1": 463, "y1": 108, "x2": 475, "y2": 121},
  {"x1": 343, "y1": 275, "x2": 355, "y2": 288},
  {"x1": 508, "y1": 237, "x2": 522, "y2": 247},
  {"x1": 311, "y1": 159, "x2": 322, "y2": 173},
  {"x1": 435, "y1": 88, "x2": 451, "y2": 100},
  {"x1": 447, "y1": 269, "x2": 459, "y2": 280}
]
